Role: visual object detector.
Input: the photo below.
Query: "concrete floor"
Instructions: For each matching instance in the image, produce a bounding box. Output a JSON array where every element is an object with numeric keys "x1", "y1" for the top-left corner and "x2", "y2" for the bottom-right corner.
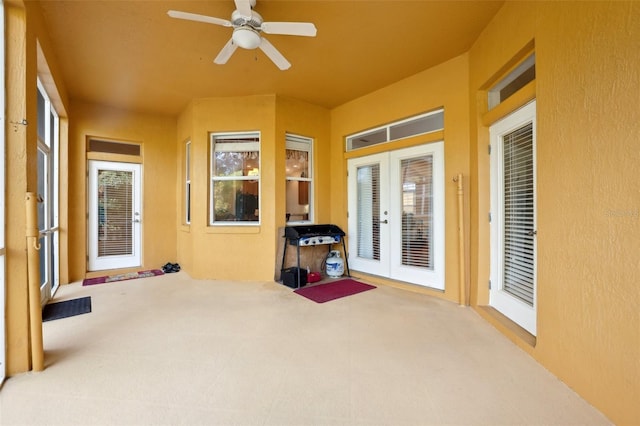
[{"x1": 0, "y1": 272, "x2": 610, "y2": 425}]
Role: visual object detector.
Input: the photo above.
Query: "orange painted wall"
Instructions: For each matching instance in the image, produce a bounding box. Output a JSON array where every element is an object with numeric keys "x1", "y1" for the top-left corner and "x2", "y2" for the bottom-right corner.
[
  {"x1": 329, "y1": 54, "x2": 471, "y2": 303},
  {"x1": 175, "y1": 95, "x2": 330, "y2": 281},
  {"x1": 469, "y1": 2, "x2": 640, "y2": 424},
  {"x1": 4, "y1": 0, "x2": 70, "y2": 375},
  {"x1": 68, "y1": 101, "x2": 178, "y2": 282},
  {"x1": 6, "y1": 1, "x2": 638, "y2": 422}
]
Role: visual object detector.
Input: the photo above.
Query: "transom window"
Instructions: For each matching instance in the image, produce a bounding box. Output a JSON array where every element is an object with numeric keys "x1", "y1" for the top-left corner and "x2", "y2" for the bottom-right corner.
[
  {"x1": 210, "y1": 132, "x2": 260, "y2": 225},
  {"x1": 488, "y1": 53, "x2": 535, "y2": 110},
  {"x1": 286, "y1": 134, "x2": 313, "y2": 224},
  {"x1": 346, "y1": 109, "x2": 444, "y2": 151}
]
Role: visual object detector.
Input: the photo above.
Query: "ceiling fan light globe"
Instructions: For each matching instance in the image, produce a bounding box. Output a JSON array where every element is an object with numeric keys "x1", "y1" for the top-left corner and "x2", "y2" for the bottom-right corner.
[{"x1": 233, "y1": 27, "x2": 261, "y2": 49}]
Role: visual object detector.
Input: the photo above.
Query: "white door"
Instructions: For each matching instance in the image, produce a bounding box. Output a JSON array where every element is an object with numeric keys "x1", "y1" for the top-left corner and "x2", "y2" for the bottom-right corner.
[
  {"x1": 348, "y1": 143, "x2": 445, "y2": 289},
  {"x1": 37, "y1": 80, "x2": 60, "y2": 305},
  {"x1": 347, "y1": 152, "x2": 390, "y2": 277},
  {"x1": 1, "y1": 1, "x2": 6, "y2": 385},
  {"x1": 490, "y1": 101, "x2": 537, "y2": 335},
  {"x1": 88, "y1": 161, "x2": 142, "y2": 271}
]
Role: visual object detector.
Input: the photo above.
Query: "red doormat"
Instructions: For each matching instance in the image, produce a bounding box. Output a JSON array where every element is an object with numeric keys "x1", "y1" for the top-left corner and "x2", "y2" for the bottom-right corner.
[
  {"x1": 82, "y1": 269, "x2": 164, "y2": 286},
  {"x1": 294, "y1": 278, "x2": 376, "y2": 303}
]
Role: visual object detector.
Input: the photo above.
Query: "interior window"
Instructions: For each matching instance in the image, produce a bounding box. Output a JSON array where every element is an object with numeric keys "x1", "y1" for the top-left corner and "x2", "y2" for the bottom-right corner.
[
  {"x1": 210, "y1": 132, "x2": 260, "y2": 225},
  {"x1": 285, "y1": 134, "x2": 313, "y2": 224}
]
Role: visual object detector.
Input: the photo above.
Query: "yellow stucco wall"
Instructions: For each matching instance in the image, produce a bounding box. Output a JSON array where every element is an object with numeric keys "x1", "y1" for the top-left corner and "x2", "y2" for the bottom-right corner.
[
  {"x1": 175, "y1": 95, "x2": 330, "y2": 281},
  {"x1": 4, "y1": 0, "x2": 70, "y2": 375},
  {"x1": 469, "y1": 2, "x2": 640, "y2": 424},
  {"x1": 5, "y1": 1, "x2": 638, "y2": 423},
  {"x1": 329, "y1": 54, "x2": 471, "y2": 303},
  {"x1": 68, "y1": 101, "x2": 178, "y2": 282}
]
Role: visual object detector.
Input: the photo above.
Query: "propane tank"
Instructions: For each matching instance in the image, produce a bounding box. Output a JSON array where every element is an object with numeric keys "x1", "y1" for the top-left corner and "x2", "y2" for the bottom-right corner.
[{"x1": 325, "y1": 250, "x2": 345, "y2": 278}]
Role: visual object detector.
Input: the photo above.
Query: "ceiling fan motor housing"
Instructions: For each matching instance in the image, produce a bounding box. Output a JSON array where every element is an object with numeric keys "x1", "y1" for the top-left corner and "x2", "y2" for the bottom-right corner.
[
  {"x1": 231, "y1": 9, "x2": 263, "y2": 28},
  {"x1": 230, "y1": 9, "x2": 263, "y2": 49}
]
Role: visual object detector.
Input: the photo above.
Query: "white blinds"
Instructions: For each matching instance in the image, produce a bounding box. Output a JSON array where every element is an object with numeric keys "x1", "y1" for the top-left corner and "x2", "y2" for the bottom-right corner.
[
  {"x1": 356, "y1": 164, "x2": 380, "y2": 260},
  {"x1": 503, "y1": 123, "x2": 534, "y2": 306},
  {"x1": 401, "y1": 155, "x2": 433, "y2": 269},
  {"x1": 97, "y1": 170, "x2": 133, "y2": 257}
]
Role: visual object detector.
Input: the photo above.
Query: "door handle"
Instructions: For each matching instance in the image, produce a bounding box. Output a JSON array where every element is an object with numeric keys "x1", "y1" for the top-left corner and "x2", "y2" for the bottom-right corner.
[
  {"x1": 527, "y1": 230, "x2": 537, "y2": 236},
  {"x1": 380, "y1": 219, "x2": 388, "y2": 224}
]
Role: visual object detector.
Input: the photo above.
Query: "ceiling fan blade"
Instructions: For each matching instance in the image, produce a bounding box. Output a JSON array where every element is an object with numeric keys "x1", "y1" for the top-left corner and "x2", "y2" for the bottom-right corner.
[
  {"x1": 234, "y1": 0, "x2": 253, "y2": 18},
  {"x1": 214, "y1": 38, "x2": 238, "y2": 65},
  {"x1": 260, "y1": 22, "x2": 317, "y2": 37},
  {"x1": 258, "y1": 37, "x2": 291, "y2": 70},
  {"x1": 167, "y1": 10, "x2": 232, "y2": 27}
]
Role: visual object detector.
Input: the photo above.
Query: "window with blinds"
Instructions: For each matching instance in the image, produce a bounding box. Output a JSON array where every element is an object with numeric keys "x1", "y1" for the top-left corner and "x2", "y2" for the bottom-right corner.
[
  {"x1": 97, "y1": 170, "x2": 133, "y2": 256},
  {"x1": 502, "y1": 122, "x2": 534, "y2": 306},
  {"x1": 401, "y1": 155, "x2": 433, "y2": 269},
  {"x1": 356, "y1": 164, "x2": 380, "y2": 260}
]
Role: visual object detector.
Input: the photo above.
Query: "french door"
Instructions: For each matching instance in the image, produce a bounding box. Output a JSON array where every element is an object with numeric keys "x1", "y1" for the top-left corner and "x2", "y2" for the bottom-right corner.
[
  {"x1": 490, "y1": 101, "x2": 537, "y2": 335},
  {"x1": 0, "y1": 1, "x2": 5, "y2": 383},
  {"x1": 88, "y1": 161, "x2": 142, "y2": 271},
  {"x1": 37, "y1": 80, "x2": 60, "y2": 305},
  {"x1": 347, "y1": 143, "x2": 445, "y2": 289}
]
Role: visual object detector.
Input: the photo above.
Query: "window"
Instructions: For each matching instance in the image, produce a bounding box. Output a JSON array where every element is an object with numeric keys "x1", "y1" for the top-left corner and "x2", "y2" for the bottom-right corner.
[
  {"x1": 88, "y1": 139, "x2": 141, "y2": 155},
  {"x1": 488, "y1": 53, "x2": 535, "y2": 110},
  {"x1": 347, "y1": 109, "x2": 444, "y2": 151},
  {"x1": 37, "y1": 79, "x2": 60, "y2": 304},
  {"x1": 210, "y1": 132, "x2": 260, "y2": 225},
  {"x1": 286, "y1": 134, "x2": 312, "y2": 223},
  {"x1": 185, "y1": 140, "x2": 191, "y2": 225}
]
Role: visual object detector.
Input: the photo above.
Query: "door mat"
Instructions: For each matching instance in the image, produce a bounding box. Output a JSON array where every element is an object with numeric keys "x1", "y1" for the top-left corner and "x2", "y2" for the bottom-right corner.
[
  {"x1": 82, "y1": 269, "x2": 164, "y2": 286},
  {"x1": 42, "y1": 296, "x2": 92, "y2": 322},
  {"x1": 294, "y1": 279, "x2": 376, "y2": 303}
]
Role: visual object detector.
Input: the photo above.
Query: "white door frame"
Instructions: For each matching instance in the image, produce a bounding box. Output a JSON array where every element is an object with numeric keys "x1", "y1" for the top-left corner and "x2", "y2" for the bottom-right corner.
[
  {"x1": 389, "y1": 143, "x2": 445, "y2": 288},
  {"x1": 1, "y1": 0, "x2": 6, "y2": 385},
  {"x1": 490, "y1": 101, "x2": 537, "y2": 335},
  {"x1": 347, "y1": 142, "x2": 445, "y2": 289},
  {"x1": 347, "y1": 152, "x2": 390, "y2": 277},
  {"x1": 88, "y1": 160, "x2": 142, "y2": 271}
]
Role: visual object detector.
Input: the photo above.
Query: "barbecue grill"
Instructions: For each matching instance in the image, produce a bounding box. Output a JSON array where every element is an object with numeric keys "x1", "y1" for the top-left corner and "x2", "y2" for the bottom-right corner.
[{"x1": 280, "y1": 224, "x2": 350, "y2": 288}]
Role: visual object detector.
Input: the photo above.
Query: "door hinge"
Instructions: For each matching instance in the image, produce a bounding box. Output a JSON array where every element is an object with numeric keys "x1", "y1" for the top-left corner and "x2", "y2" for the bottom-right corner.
[
  {"x1": 488, "y1": 144, "x2": 492, "y2": 155},
  {"x1": 489, "y1": 279, "x2": 492, "y2": 289},
  {"x1": 488, "y1": 212, "x2": 492, "y2": 223}
]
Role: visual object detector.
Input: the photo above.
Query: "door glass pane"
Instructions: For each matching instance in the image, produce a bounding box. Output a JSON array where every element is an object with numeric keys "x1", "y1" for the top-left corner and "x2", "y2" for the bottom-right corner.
[
  {"x1": 39, "y1": 236, "x2": 47, "y2": 287},
  {"x1": 37, "y1": 149, "x2": 46, "y2": 231},
  {"x1": 356, "y1": 164, "x2": 380, "y2": 260},
  {"x1": 503, "y1": 123, "x2": 534, "y2": 306},
  {"x1": 98, "y1": 170, "x2": 133, "y2": 256},
  {"x1": 37, "y1": 90, "x2": 45, "y2": 142},
  {"x1": 401, "y1": 155, "x2": 433, "y2": 269}
]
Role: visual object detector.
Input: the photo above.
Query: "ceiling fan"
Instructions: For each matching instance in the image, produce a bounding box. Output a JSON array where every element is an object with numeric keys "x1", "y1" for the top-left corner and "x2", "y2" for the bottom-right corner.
[{"x1": 167, "y1": 0, "x2": 317, "y2": 70}]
